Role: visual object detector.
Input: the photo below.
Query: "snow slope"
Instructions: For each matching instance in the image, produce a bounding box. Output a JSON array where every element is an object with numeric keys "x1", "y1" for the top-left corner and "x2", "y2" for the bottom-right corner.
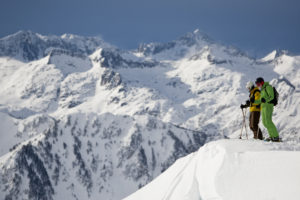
[
  {"x1": 124, "y1": 139, "x2": 300, "y2": 200},
  {"x1": 0, "y1": 30, "x2": 300, "y2": 200}
]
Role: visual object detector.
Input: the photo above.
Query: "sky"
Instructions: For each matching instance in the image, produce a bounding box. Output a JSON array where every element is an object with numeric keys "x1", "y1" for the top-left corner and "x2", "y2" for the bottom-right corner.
[{"x1": 0, "y1": 0, "x2": 299, "y2": 57}]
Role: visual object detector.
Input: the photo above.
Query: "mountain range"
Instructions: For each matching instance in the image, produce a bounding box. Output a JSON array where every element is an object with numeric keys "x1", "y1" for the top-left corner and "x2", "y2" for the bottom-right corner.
[{"x1": 0, "y1": 29, "x2": 299, "y2": 200}]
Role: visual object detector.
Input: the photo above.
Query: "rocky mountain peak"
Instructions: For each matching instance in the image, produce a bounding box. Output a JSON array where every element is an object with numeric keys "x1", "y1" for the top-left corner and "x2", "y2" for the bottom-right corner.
[{"x1": 0, "y1": 31, "x2": 110, "y2": 61}]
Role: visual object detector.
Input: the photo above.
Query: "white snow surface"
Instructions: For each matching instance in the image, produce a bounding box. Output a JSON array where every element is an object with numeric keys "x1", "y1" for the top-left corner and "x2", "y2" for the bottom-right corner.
[
  {"x1": 125, "y1": 139, "x2": 300, "y2": 200},
  {"x1": 260, "y1": 50, "x2": 277, "y2": 62}
]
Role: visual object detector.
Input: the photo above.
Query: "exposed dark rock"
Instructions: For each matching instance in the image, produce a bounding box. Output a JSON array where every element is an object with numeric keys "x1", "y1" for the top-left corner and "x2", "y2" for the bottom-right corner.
[
  {"x1": 101, "y1": 70, "x2": 122, "y2": 89},
  {"x1": 99, "y1": 49, "x2": 157, "y2": 69},
  {"x1": 72, "y1": 135, "x2": 93, "y2": 194},
  {"x1": 8, "y1": 144, "x2": 54, "y2": 200}
]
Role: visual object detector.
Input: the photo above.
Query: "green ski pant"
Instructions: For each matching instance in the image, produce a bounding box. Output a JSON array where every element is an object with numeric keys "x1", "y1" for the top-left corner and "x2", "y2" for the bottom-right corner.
[{"x1": 261, "y1": 103, "x2": 279, "y2": 138}]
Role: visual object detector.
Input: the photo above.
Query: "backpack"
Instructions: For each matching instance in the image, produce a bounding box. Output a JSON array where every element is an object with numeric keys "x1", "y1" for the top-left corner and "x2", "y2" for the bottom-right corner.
[{"x1": 268, "y1": 87, "x2": 279, "y2": 106}]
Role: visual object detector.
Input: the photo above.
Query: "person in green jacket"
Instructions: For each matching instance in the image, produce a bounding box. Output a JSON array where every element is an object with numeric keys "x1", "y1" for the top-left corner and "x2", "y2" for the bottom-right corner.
[{"x1": 251, "y1": 77, "x2": 279, "y2": 142}]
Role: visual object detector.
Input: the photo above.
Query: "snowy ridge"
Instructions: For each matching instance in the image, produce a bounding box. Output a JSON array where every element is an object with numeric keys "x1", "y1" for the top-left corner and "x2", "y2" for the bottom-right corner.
[
  {"x1": 124, "y1": 140, "x2": 300, "y2": 200},
  {"x1": 0, "y1": 30, "x2": 300, "y2": 200},
  {"x1": 0, "y1": 30, "x2": 112, "y2": 61}
]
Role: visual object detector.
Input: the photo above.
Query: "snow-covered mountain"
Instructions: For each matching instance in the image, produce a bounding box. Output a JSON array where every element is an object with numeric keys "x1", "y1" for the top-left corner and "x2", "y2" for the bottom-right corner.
[
  {"x1": 0, "y1": 29, "x2": 299, "y2": 200},
  {"x1": 0, "y1": 30, "x2": 112, "y2": 61}
]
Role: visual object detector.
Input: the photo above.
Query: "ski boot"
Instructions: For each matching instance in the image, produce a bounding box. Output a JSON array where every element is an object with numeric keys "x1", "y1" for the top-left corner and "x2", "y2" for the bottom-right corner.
[
  {"x1": 264, "y1": 137, "x2": 281, "y2": 142},
  {"x1": 264, "y1": 137, "x2": 272, "y2": 142},
  {"x1": 271, "y1": 137, "x2": 281, "y2": 142}
]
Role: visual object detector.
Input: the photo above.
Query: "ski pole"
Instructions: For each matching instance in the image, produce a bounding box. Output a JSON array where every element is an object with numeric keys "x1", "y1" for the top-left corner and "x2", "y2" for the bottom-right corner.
[
  {"x1": 239, "y1": 108, "x2": 245, "y2": 139},
  {"x1": 243, "y1": 108, "x2": 248, "y2": 139},
  {"x1": 239, "y1": 108, "x2": 248, "y2": 139}
]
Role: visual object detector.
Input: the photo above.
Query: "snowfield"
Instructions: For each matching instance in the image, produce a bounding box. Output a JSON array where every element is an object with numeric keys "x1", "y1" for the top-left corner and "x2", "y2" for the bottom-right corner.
[
  {"x1": 0, "y1": 30, "x2": 300, "y2": 200},
  {"x1": 124, "y1": 139, "x2": 300, "y2": 200}
]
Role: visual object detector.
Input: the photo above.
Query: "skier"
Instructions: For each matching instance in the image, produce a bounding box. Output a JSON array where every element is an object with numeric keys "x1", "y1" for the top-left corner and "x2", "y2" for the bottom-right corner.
[
  {"x1": 240, "y1": 81, "x2": 263, "y2": 140},
  {"x1": 251, "y1": 77, "x2": 280, "y2": 142}
]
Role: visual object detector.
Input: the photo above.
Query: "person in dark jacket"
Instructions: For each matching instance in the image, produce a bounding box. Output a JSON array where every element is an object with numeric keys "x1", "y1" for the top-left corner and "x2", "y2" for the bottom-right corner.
[{"x1": 241, "y1": 81, "x2": 263, "y2": 140}]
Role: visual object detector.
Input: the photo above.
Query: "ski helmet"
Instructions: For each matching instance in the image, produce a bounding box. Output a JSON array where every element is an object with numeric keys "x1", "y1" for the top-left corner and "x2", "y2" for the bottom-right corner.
[{"x1": 246, "y1": 81, "x2": 254, "y2": 90}]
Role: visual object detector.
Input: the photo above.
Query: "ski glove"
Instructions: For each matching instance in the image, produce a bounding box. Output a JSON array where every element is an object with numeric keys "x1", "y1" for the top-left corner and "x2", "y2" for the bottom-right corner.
[
  {"x1": 261, "y1": 98, "x2": 266, "y2": 103},
  {"x1": 246, "y1": 100, "x2": 250, "y2": 106},
  {"x1": 240, "y1": 104, "x2": 247, "y2": 109}
]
